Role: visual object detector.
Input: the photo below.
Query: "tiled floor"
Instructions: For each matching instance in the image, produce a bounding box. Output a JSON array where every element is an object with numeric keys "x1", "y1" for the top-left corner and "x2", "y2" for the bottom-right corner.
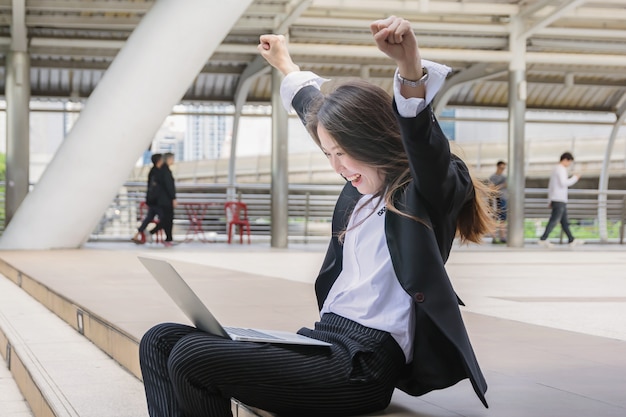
[{"x1": 1, "y1": 241, "x2": 625, "y2": 416}]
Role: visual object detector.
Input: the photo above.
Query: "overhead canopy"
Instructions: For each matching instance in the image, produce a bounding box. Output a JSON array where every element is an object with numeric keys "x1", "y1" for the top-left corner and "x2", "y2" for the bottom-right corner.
[{"x1": 0, "y1": 0, "x2": 624, "y2": 114}]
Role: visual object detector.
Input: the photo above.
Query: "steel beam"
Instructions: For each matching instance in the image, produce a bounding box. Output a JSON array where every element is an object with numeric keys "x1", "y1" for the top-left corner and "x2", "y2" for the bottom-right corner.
[
  {"x1": 228, "y1": 56, "x2": 271, "y2": 199},
  {"x1": 521, "y1": 0, "x2": 587, "y2": 40},
  {"x1": 433, "y1": 63, "x2": 506, "y2": 116},
  {"x1": 216, "y1": 43, "x2": 626, "y2": 67}
]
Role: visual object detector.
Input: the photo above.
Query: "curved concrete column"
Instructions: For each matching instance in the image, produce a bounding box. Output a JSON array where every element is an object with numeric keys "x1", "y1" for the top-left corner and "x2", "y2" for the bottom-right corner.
[
  {"x1": 597, "y1": 106, "x2": 626, "y2": 242},
  {"x1": 0, "y1": 0, "x2": 252, "y2": 249}
]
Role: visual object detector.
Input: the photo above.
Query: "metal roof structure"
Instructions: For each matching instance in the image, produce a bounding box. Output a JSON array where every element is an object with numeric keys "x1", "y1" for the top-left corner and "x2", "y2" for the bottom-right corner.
[{"x1": 0, "y1": 0, "x2": 624, "y2": 115}]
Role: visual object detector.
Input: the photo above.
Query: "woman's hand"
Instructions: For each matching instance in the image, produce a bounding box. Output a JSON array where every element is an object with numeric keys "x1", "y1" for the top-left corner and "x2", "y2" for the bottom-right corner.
[
  {"x1": 258, "y1": 34, "x2": 300, "y2": 76},
  {"x1": 370, "y1": 16, "x2": 422, "y2": 81}
]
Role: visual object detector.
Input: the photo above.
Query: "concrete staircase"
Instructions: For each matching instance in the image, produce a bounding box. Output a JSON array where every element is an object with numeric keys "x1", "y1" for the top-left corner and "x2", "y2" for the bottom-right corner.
[
  {"x1": 4, "y1": 247, "x2": 625, "y2": 417},
  {"x1": 0, "y1": 255, "x2": 282, "y2": 417},
  {"x1": 0, "y1": 272, "x2": 147, "y2": 417},
  {"x1": 0, "y1": 352, "x2": 33, "y2": 417}
]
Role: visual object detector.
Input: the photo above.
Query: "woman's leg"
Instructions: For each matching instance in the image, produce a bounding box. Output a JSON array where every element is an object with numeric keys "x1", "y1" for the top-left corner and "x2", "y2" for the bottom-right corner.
[
  {"x1": 138, "y1": 207, "x2": 158, "y2": 233},
  {"x1": 150, "y1": 206, "x2": 165, "y2": 234},
  {"x1": 140, "y1": 316, "x2": 404, "y2": 417},
  {"x1": 140, "y1": 323, "x2": 199, "y2": 417},
  {"x1": 161, "y1": 206, "x2": 174, "y2": 242}
]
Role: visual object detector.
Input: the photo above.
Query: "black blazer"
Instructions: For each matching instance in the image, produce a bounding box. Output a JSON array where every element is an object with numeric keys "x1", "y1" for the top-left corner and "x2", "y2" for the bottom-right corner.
[
  {"x1": 156, "y1": 164, "x2": 176, "y2": 207},
  {"x1": 145, "y1": 166, "x2": 162, "y2": 206},
  {"x1": 292, "y1": 86, "x2": 488, "y2": 407}
]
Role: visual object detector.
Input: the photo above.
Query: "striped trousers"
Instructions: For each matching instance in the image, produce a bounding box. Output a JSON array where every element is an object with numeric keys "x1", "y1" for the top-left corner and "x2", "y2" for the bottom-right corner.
[{"x1": 139, "y1": 313, "x2": 405, "y2": 417}]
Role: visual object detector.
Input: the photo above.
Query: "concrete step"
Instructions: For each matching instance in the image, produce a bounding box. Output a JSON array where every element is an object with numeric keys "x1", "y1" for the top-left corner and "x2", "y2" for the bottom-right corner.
[
  {"x1": 0, "y1": 275, "x2": 147, "y2": 417},
  {"x1": 0, "y1": 356, "x2": 34, "y2": 417},
  {"x1": 0, "y1": 258, "x2": 270, "y2": 417}
]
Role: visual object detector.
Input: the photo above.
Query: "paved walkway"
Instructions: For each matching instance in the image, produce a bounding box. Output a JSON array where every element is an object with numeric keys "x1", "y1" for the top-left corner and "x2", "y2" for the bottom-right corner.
[{"x1": 1, "y1": 241, "x2": 625, "y2": 416}]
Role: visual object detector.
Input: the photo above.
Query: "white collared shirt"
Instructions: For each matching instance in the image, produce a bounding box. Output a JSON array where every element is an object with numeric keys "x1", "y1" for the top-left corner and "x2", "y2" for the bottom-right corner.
[
  {"x1": 548, "y1": 164, "x2": 579, "y2": 203},
  {"x1": 320, "y1": 196, "x2": 415, "y2": 363}
]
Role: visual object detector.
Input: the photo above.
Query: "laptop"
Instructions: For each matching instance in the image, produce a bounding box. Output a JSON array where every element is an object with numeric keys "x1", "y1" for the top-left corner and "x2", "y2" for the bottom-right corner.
[{"x1": 138, "y1": 256, "x2": 331, "y2": 347}]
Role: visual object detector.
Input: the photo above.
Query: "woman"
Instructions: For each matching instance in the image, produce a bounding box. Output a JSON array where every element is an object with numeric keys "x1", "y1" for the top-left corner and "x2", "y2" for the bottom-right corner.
[{"x1": 139, "y1": 16, "x2": 491, "y2": 417}]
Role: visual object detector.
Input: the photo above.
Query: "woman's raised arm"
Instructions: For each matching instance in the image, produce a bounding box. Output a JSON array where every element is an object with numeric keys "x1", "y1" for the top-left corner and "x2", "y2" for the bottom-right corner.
[{"x1": 258, "y1": 34, "x2": 300, "y2": 76}]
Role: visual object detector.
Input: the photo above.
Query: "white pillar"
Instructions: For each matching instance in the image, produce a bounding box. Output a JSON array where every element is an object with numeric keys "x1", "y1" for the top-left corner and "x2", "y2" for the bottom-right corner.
[
  {"x1": 506, "y1": 18, "x2": 527, "y2": 248},
  {"x1": 5, "y1": 0, "x2": 29, "y2": 226},
  {"x1": 270, "y1": 67, "x2": 289, "y2": 248},
  {"x1": 4, "y1": 51, "x2": 30, "y2": 225},
  {"x1": 0, "y1": 0, "x2": 252, "y2": 249}
]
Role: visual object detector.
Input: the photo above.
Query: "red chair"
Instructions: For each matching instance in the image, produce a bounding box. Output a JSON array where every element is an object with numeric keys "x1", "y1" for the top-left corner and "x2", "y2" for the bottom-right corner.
[{"x1": 224, "y1": 201, "x2": 251, "y2": 244}]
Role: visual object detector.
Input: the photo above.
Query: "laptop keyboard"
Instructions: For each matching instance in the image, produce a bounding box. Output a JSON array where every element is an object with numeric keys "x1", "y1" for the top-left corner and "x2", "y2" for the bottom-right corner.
[{"x1": 224, "y1": 327, "x2": 282, "y2": 340}]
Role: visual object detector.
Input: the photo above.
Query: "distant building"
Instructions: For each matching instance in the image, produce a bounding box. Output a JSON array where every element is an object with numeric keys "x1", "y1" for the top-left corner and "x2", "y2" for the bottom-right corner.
[
  {"x1": 184, "y1": 104, "x2": 231, "y2": 161},
  {"x1": 150, "y1": 118, "x2": 184, "y2": 163}
]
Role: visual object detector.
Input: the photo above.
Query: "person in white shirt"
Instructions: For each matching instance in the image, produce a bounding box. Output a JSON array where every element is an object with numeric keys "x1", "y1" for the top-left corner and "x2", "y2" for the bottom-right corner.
[
  {"x1": 538, "y1": 152, "x2": 582, "y2": 247},
  {"x1": 139, "y1": 17, "x2": 491, "y2": 417}
]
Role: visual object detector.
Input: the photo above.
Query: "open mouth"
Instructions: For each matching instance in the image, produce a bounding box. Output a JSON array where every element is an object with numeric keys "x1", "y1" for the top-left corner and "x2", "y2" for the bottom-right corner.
[{"x1": 344, "y1": 173, "x2": 362, "y2": 186}]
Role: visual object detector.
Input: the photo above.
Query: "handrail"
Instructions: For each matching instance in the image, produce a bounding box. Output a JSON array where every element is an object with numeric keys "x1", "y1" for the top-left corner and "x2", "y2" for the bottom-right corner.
[
  {"x1": 0, "y1": 183, "x2": 623, "y2": 241},
  {"x1": 89, "y1": 184, "x2": 625, "y2": 242},
  {"x1": 525, "y1": 188, "x2": 626, "y2": 197}
]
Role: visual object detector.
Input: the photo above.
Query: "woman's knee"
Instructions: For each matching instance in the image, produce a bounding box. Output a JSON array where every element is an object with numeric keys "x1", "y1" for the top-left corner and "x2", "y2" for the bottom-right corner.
[
  {"x1": 140, "y1": 322, "x2": 195, "y2": 358},
  {"x1": 166, "y1": 333, "x2": 229, "y2": 384},
  {"x1": 168, "y1": 333, "x2": 207, "y2": 370}
]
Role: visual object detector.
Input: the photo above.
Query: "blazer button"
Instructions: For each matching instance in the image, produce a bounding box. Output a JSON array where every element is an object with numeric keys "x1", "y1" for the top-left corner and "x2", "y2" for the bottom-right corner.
[{"x1": 414, "y1": 292, "x2": 425, "y2": 303}]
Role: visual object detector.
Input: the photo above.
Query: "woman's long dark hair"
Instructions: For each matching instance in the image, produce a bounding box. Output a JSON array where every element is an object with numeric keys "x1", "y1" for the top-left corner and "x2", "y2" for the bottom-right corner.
[{"x1": 304, "y1": 80, "x2": 493, "y2": 243}]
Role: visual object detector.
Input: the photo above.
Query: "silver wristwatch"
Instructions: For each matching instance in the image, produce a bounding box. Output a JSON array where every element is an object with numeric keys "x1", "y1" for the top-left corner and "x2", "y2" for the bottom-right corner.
[{"x1": 396, "y1": 67, "x2": 429, "y2": 87}]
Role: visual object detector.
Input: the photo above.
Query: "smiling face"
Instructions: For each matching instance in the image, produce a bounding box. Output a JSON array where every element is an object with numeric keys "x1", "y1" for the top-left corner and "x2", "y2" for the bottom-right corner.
[{"x1": 317, "y1": 124, "x2": 384, "y2": 195}]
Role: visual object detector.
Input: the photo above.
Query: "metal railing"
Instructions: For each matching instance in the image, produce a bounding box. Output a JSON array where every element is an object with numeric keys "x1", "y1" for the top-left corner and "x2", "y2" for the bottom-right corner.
[
  {"x1": 524, "y1": 188, "x2": 626, "y2": 220},
  {"x1": 91, "y1": 183, "x2": 626, "y2": 243},
  {"x1": 523, "y1": 188, "x2": 626, "y2": 243},
  {"x1": 0, "y1": 183, "x2": 623, "y2": 242},
  {"x1": 90, "y1": 182, "x2": 342, "y2": 242}
]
